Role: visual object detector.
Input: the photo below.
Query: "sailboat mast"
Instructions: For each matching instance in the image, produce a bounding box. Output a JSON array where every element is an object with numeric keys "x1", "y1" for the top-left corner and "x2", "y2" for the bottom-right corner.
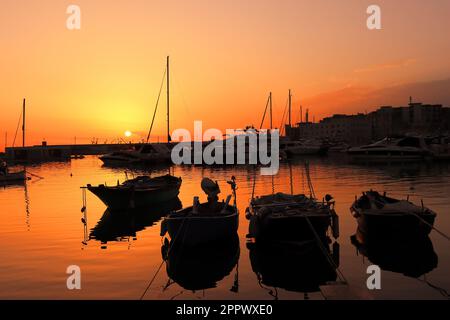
[
  {"x1": 166, "y1": 56, "x2": 170, "y2": 143},
  {"x1": 22, "y1": 98, "x2": 26, "y2": 148},
  {"x1": 269, "y1": 92, "x2": 273, "y2": 130},
  {"x1": 288, "y1": 89, "x2": 292, "y2": 127}
]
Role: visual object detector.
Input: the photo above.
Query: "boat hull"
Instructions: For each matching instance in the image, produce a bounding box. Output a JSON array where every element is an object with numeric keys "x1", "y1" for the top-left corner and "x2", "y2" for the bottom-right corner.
[
  {"x1": 351, "y1": 208, "x2": 436, "y2": 241},
  {"x1": 0, "y1": 170, "x2": 27, "y2": 184},
  {"x1": 88, "y1": 181, "x2": 181, "y2": 210},
  {"x1": 248, "y1": 213, "x2": 331, "y2": 242},
  {"x1": 162, "y1": 207, "x2": 239, "y2": 247}
]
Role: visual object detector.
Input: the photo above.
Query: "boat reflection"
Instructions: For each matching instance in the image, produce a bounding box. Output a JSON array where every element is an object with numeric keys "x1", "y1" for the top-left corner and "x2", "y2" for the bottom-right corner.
[
  {"x1": 248, "y1": 237, "x2": 339, "y2": 299},
  {"x1": 162, "y1": 234, "x2": 240, "y2": 291},
  {"x1": 89, "y1": 198, "x2": 182, "y2": 245},
  {"x1": 351, "y1": 228, "x2": 438, "y2": 278}
]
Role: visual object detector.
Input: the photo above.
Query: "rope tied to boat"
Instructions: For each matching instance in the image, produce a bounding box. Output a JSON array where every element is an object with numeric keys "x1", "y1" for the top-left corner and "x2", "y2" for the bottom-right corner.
[{"x1": 303, "y1": 215, "x2": 347, "y2": 285}]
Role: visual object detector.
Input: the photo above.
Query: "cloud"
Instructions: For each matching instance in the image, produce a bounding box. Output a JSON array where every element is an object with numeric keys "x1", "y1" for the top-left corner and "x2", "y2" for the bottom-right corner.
[{"x1": 353, "y1": 58, "x2": 417, "y2": 73}]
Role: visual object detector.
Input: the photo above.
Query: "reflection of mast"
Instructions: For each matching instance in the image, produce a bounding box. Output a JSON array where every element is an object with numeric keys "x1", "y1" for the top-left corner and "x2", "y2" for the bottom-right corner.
[
  {"x1": 24, "y1": 179, "x2": 30, "y2": 231},
  {"x1": 22, "y1": 98, "x2": 26, "y2": 147}
]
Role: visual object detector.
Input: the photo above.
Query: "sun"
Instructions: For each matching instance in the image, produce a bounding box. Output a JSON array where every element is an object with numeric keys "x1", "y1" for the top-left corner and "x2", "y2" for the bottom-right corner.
[{"x1": 124, "y1": 130, "x2": 132, "y2": 138}]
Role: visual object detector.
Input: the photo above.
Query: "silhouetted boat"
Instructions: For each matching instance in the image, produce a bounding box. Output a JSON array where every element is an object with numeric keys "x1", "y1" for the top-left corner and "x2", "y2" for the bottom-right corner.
[
  {"x1": 348, "y1": 136, "x2": 431, "y2": 161},
  {"x1": 247, "y1": 193, "x2": 338, "y2": 242},
  {"x1": 162, "y1": 234, "x2": 239, "y2": 291},
  {"x1": 280, "y1": 139, "x2": 328, "y2": 157},
  {"x1": 161, "y1": 177, "x2": 238, "y2": 247},
  {"x1": 87, "y1": 174, "x2": 182, "y2": 210},
  {"x1": 249, "y1": 239, "x2": 338, "y2": 297},
  {"x1": 100, "y1": 57, "x2": 173, "y2": 167},
  {"x1": 351, "y1": 229, "x2": 438, "y2": 278},
  {"x1": 350, "y1": 191, "x2": 436, "y2": 239},
  {"x1": 99, "y1": 144, "x2": 171, "y2": 166},
  {"x1": 90, "y1": 198, "x2": 182, "y2": 243},
  {"x1": 0, "y1": 170, "x2": 27, "y2": 184}
]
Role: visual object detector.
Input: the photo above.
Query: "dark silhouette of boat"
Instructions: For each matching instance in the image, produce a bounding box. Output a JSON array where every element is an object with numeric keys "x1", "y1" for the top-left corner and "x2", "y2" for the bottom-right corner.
[
  {"x1": 90, "y1": 198, "x2": 182, "y2": 243},
  {"x1": 246, "y1": 193, "x2": 338, "y2": 243},
  {"x1": 351, "y1": 229, "x2": 438, "y2": 278},
  {"x1": 249, "y1": 238, "x2": 338, "y2": 297},
  {"x1": 86, "y1": 174, "x2": 182, "y2": 211},
  {"x1": 160, "y1": 177, "x2": 238, "y2": 247},
  {"x1": 162, "y1": 234, "x2": 239, "y2": 291},
  {"x1": 350, "y1": 191, "x2": 436, "y2": 239}
]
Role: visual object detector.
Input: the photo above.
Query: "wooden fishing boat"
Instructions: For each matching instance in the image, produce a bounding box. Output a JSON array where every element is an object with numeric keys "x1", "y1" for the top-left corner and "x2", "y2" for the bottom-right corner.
[
  {"x1": 246, "y1": 193, "x2": 338, "y2": 242},
  {"x1": 162, "y1": 234, "x2": 239, "y2": 291},
  {"x1": 160, "y1": 177, "x2": 238, "y2": 247},
  {"x1": 0, "y1": 170, "x2": 27, "y2": 184},
  {"x1": 86, "y1": 174, "x2": 182, "y2": 210},
  {"x1": 350, "y1": 191, "x2": 437, "y2": 240}
]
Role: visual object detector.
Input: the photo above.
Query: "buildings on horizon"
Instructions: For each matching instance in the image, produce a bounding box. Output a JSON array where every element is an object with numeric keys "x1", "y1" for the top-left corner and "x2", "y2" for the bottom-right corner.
[{"x1": 285, "y1": 101, "x2": 450, "y2": 146}]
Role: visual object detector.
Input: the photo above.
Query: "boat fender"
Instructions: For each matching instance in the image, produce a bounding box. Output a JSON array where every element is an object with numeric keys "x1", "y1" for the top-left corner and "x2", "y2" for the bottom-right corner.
[
  {"x1": 245, "y1": 208, "x2": 252, "y2": 220},
  {"x1": 160, "y1": 220, "x2": 168, "y2": 237},
  {"x1": 221, "y1": 195, "x2": 232, "y2": 213},
  {"x1": 193, "y1": 196, "x2": 200, "y2": 214},
  {"x1": 332, "y1": 241, "x2": 340, "y2": 267},
  {"x1": 331, "y1": 213, "x2": 339, "y2": 239}
]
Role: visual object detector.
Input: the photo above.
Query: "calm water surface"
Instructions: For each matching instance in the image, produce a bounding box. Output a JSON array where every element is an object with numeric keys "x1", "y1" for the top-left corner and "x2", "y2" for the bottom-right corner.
[{"x1": 0, "y1": 156, "x2": 449, "y2": 299}]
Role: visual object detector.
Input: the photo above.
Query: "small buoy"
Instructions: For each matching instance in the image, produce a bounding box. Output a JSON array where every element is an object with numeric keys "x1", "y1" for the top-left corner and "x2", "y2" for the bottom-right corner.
[
  {"x1": 81, "y1": 206, "x2": 86, "y2": 213},
  {"x1": 81, "y1": 217, "x2": 86, "y2": 224}
]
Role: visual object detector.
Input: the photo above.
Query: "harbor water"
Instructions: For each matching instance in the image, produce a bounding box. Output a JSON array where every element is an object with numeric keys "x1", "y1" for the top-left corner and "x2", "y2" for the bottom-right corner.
[{"x1": 0, "y1": 156, "x2": 449, "y2": 299}]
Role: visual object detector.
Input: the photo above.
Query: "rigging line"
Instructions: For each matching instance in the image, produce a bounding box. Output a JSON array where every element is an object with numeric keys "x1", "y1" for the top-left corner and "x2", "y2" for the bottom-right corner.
[
  {"x1": 259, "y1": 95, "x2": 271, "y2": 130},
  {"x1": 279, "y1": 97, "x2": 289, "y2": 135},
  {"x1": 140, "y1": 215, "x2": 190, "y2": 300},
  {"x1": 12, "y1": 109, "x2": 23, "y2": 147},
  {"x1": 146, "y1": 68, "x2": 167, "y2": 143},
  {"x1": 305, "y1": 215, "x2": 347, "y2": 284},
  {"x1": 415, "y1": 275, "x2": 449, "y2": 298}
]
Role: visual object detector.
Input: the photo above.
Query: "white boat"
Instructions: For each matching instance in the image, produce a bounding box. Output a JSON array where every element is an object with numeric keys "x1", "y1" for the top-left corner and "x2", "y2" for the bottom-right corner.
[
  {"x1": 100, "y1": 144, "x2": 171, "y2": 166},
  {"x1": 280, "y1": 139, "x2": 328, "y2": 157},
  {"x1": 347, "y1": 136, "x2": 431, "y2": 161}
]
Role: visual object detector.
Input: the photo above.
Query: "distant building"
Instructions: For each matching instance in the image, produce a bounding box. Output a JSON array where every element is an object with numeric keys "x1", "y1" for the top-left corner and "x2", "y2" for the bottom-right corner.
[{"x1": 285, "y1": 102, "x2": 450, "y2": 146}]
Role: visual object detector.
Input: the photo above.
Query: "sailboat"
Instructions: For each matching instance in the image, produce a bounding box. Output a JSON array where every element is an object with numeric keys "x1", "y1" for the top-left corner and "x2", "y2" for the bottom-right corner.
[{"x1": 100, "y1": 56, "x2": 173, "y2": 167}]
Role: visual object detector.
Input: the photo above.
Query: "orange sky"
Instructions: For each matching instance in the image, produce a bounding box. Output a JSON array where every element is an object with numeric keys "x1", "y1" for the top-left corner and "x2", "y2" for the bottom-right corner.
[{"x1": 1, "y1": 0, "x2": 450, "y2": 149}]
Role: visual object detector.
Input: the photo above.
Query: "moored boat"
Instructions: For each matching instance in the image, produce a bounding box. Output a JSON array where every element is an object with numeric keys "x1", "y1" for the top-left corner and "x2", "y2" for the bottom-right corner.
[
  {"x1": 86, "y1": 174, "x2": 182, "y2": 210},
  {"x1": 160, "y1": 177, "x2": 238, "y2": 247},
  {"x1": 347, "y1": 136, "x2": 431, "y2": 162},
  {"x1": 246, "y1": 193, "x2": 338, "y2": 242},
  {"x1": 350, "y1": 191, "x2": 437, "y2": 240}
]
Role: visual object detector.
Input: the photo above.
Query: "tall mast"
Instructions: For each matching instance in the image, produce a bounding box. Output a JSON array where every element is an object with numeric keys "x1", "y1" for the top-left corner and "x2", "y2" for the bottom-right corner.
[
  {"x1": 166, "y1": 56, "x2": 170, "y2": 143},
  {"x1": 300, "y1": 105, "x2": 303, "y2": 123},
  {"x1": 269, "y1": 92, "x2": 273, "y2": 130},
  {"x1": 22, "y1": 98, "x2": 26, "y2": 147},
  {"x1": 288, "y1": 89, "x2": 292, "y2": 127}
]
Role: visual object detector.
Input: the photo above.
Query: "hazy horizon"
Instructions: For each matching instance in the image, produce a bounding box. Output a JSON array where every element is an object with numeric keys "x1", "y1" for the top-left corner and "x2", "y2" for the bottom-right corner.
[{"x1": 1, "y1": 0, "x2": 450, "y2": 148}]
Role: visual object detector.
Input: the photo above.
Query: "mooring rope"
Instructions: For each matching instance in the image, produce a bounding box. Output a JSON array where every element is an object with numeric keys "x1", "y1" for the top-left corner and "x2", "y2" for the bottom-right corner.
[
  {"x1": 140, "y1": 215, "x2": 190, "y2": 300},
  {"x1": 304, "y1": 215, "x2": 347, "y2": 284}
]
